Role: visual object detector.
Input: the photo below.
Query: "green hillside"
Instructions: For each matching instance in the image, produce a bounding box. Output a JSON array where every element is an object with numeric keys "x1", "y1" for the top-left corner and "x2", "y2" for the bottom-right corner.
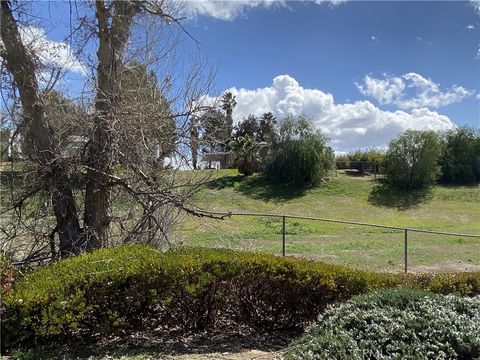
[{"x1": 177, "y1": 170, "x2": 480, "y2": 273}]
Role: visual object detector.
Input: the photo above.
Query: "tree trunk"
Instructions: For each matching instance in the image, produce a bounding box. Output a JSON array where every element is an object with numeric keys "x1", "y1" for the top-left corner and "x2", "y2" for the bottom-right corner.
[
  {"x1": 1, "y1": 0, "x2": 82, "y2": 256},
  {"x1": 226, "y1": 109, "x2": 233, "y2": 139},
  {"x1": 83, "y1": 0, "x2": 138, "y2": 249},
  {"x1": 190, "y1": 121, "x2": 199, "y2": 169}
]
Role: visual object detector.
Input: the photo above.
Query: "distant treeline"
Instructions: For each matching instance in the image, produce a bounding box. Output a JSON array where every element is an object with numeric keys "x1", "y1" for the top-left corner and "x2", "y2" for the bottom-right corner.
[{"x1": 335, "y1": 127, "x2": 480, "y2": 188}]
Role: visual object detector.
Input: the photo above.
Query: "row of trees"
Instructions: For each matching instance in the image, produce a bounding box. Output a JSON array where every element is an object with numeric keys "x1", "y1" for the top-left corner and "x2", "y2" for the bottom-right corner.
[
  {"x1": 225, "y1": 115, "x2": 335, "y2": 185},
  {"x1": 188, "y1": 93, "x2": 278, "y2": 170},
  {"x1": 335, "y1": 127, "x2": 480, "y2": 189},
  {"x1": 384, "y1": 127, "x2": 480, "y2": 189},
  {"x1": 248, "y1": 122, "x2": 479, "y2": 190}
]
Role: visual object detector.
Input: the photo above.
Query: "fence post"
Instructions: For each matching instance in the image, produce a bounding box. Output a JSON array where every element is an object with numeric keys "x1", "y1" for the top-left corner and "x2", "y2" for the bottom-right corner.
[
  {"x1": 404, "y1": 229, "x2": 408, "y2": 273},
  {"x1": 282, "y1": 216, "x2": 286, "y2": 257}
]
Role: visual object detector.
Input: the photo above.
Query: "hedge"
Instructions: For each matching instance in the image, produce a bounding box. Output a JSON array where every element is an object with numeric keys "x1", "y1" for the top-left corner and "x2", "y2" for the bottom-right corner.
[
  {"x1": 1, "y1": 246, "x2": 479, "y2": 352},
  {"x1": 285, "y1": 289, "x2": 480, "y2": 359}
]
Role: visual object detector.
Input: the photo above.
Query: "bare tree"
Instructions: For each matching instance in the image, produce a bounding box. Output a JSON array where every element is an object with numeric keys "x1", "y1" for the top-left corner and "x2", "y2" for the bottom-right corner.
[
  {"x1": 0, "y1": 0, "x2": 221, "y2": 263},
  {"x1": 1, "y1": 0, "x2": 83, "y2": 257}
]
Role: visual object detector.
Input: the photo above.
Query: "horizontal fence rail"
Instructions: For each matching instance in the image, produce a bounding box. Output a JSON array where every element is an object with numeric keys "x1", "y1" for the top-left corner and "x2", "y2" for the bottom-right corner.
[{"x1": 195, "y1": 211, "x2": 480, "y2": 273}]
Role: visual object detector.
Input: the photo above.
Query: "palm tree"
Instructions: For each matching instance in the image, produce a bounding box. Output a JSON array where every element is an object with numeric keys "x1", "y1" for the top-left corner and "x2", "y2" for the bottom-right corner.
[
  {"x1": 259, "y1": 112, "x2": 277, "y2": 142},
  {"x1": 230, "y1": 135, "x2": 261, "y2": 176},
  {"x1": 221, "y1": 92, "x2": 237, "y2": 139}
]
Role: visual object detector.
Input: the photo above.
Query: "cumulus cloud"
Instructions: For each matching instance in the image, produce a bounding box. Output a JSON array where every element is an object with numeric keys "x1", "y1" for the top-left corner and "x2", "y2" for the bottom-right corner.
[
  {"x1": 208, "y1": 75, "x2": 454, "y2": 149},
  {"x1": 183, "y1": 0, "x2": 282, "y2": 21},
  {"x1": 466, "y1": 24, "x2": 475, "y2": 30},
  {"x1": 19, "y1": 26, "x2": 86, "y2": 76},
  {"x1": 356, "y1": 74, "x2": 404, "y2": 104},
  {"x1": 356, "y1": 72, "x2": 473, "y2": 110},
  {"x1": 183, "y1": 0, "x2": 344, "y2": 21}
]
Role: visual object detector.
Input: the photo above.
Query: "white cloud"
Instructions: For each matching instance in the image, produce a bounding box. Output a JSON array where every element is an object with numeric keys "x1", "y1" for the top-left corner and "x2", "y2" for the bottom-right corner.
[
  {"x1": 471, "y1": 0, "x2": 480, "y2": 14},
  {"x1": 208, "y1": 75, "x2": 454, "y2": 149},
  {"x1": 19, "y1": 26, "x2": 86, "y2": 76},
  {"x1": 356, "y1": 72, "x2": 473, "y2": 109},
  {"x1": 183, "y1": 0, "x2": 344, "y2": 21},
  {"x1": 356, "y1": 74, "x2": 405, "y2": 104},
  {"x1": 183, "y1": 0, "x2": 282, "y2": 21},
  {"x1": 313, "y1": 0, "x2": 347, "y2": 6},
  {"x1": 466, "y1": 24, "x2": 475, "y2": 30}
]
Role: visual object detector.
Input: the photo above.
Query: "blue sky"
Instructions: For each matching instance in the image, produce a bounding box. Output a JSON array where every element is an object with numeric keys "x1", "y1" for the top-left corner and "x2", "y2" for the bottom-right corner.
[{"x1": 14, "y1": 1, "x2": 480, "y2": 149}]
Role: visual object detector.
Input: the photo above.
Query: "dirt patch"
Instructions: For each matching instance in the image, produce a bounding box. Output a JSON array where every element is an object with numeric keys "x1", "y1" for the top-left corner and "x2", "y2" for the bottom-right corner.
[
  {"x1": 409, "y1": 260, "x2": 480, "y2": 273},
  {"x1": 90, "y1": 328, "x2": 298, "y2": 360}
]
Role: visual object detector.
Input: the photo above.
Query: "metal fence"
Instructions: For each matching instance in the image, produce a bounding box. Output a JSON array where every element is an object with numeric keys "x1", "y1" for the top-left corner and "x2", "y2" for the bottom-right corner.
[
  {"x1": 334, "y1": 160, "x2": 383, "y2": 178},
  {"x1": 181, "y1": 211, "x2": 480, "y2": 273}
]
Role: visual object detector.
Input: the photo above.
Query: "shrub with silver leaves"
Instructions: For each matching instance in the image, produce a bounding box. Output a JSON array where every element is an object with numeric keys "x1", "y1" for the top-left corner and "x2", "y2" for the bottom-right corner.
[{"x1": 285, "y1": 289, "x2": 480, "y2": 360}]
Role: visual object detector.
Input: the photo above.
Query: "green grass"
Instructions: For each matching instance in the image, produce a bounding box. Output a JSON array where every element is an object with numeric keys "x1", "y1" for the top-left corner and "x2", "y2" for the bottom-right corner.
[{"x1": 177, "y1": 170, "x2": 480, "y2": 272}]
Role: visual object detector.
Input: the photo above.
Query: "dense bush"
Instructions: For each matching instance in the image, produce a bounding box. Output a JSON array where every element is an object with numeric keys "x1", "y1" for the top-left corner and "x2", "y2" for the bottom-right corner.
[
  {"x1": 2, "y1": 246, "x2": 480, "y2": 352},
  {"x1": 265, "y1": 117, "x2": 334, "y2": 185},
  {"x1": 286, "y1": 289, "x2": 480, "y2": 359},
  {"x1": 440, "y1": 127, "x2": 480, "y2": 185},
  {"x1": 384, "y1": 130, "x2": 442, "y2": 189},
  {"x1": 0, "y1": 246, "x2": 386, "y2": 351},
  {"x1": 230, "y1": 135, "x2": 261, "y2": 176}
]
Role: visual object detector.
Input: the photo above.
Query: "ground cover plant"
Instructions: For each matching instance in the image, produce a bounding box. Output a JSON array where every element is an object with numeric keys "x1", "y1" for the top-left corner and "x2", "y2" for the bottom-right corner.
[
  {"x1": 285, "y1": 289, "x2": 480, "y2": 360},
  {"x1": 2, "y1": 246, "x2": 480, "y2": 354}
]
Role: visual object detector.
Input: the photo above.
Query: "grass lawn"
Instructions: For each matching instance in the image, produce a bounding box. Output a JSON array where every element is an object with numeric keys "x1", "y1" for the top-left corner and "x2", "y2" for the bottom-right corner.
[{"x1": 177, "y1": 170, "x2": 480, "y2": 273}]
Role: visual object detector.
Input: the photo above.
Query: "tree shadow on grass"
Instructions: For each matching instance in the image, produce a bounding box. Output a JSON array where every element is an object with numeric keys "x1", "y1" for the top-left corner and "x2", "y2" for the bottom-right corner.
[
  {"x1": 368, "y1": 180, "x2": 432, "y2": 210},
  {"x1": 206, "y1": 174, "x2": 307, "y2": 202}
]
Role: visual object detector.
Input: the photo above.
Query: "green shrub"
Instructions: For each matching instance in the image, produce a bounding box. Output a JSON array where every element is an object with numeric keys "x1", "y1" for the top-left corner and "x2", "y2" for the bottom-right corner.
[
  {"x1": 286, "y1": 289, "x2": 480, "y2": 359},
  {"x1": 384, "y1": 130, "x2": 442, "y2": 189},
  {"x1": 265, "y1": 117, "x2": 334, "y2": 185},
  {"x1": 440, "y1": 127, "x2": 480, "y2": 185},
  {"x1": 2, "y1": 246, "x2": 480, "y2": 352}
]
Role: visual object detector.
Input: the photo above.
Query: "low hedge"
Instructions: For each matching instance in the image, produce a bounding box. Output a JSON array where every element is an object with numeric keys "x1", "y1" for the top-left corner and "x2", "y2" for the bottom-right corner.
[
  {"x1": 285, "y1": 289, "x2": 480, "y2": 359},
  {"x1": 1, "y1": 246, "x2": 479, "y2": 352}
]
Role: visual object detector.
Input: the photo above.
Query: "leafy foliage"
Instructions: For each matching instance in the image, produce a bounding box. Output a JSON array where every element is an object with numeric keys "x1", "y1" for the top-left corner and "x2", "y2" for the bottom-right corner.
[
  {"x1": 230, "y1": 135, "x2": 261, "y2": 176},
  {"x1": 199, "y1": 107, "x2": 228, "y2": 152},
  {"x1": 234, "y1": 115, "x2": 261, "y2": 140},
  {"x1": 384, "y1": 130, "x2": 442, "y2": 189},
  {"x1": 265, "y1": 117, "x2": 334, "y2": 186},
  {"x1": 286, "y1": 289, "x2": 480, "y2": 359},
  {"x1": 233, "y1": 112, "x2": 277, "y2": 143},
  {"x1": 2, "y1": 246, "x2": 479, "y2": 352},
  {"x1": 439, "y1": 127, "x2": 480, "y2": 185}
]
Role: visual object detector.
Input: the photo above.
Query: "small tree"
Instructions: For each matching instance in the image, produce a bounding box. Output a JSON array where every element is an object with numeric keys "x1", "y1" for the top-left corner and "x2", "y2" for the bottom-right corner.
[
  {"x1": 199, "y1": 107, "x2": 228, "y2": 153},
  {"x1": 439, "y1": 127, "x2": 480, "y2": 185},
  {"x1": 230, "y1": 135, "x2": 261, "y2": 176},
  {"x1": 384, "y1": 130, "x2": 442, "y2": 189},
  {"x1": 234, "y1": 114, "x2": 261, "y2": 140},
  {"x1": 265, "y1": 117, "x2": 334, "y2": 186}
]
